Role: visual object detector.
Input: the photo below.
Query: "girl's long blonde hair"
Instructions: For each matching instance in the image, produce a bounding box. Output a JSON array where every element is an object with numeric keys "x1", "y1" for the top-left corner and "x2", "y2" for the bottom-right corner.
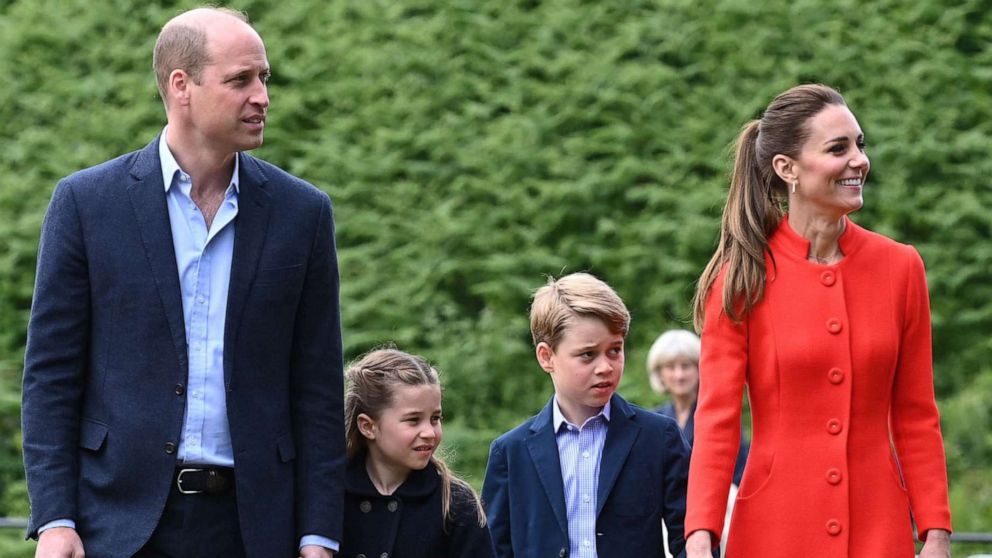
[
  {"x1": 693, "y1": 84, "x2": 847, "y2": 331},
  {"x1": 345, "y1": 347, "x2": 486, "y2": 528}
]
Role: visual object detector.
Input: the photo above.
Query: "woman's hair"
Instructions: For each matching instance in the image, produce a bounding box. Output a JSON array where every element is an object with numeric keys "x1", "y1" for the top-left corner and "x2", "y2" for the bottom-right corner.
[
  {"x1": 646, "y1": 329, "x2": 701, "y2": 394},
  {"x1": 692, "y1": 84, "x2": 848, "y2": 330},
  {"x1": 345, "y1": 347, "x2": 486, "y2": 527}
]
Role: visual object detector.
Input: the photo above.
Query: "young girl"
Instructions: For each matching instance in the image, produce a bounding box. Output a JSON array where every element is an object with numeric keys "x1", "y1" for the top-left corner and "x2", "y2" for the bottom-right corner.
[{"x1": 341, "y1": 348, "x2": 495, "y2": 558}]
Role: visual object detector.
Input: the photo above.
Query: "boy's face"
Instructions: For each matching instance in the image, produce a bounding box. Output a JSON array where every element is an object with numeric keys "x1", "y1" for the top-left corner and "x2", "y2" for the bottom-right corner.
[{"x1": 536, "y1": 315, "x2": 625, "y2": 425}]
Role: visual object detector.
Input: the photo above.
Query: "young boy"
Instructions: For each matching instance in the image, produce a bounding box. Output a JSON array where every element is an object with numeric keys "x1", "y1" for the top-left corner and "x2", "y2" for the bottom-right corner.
[{"x1": 482, "y1": 273, "x2": 692, "y2": 558}]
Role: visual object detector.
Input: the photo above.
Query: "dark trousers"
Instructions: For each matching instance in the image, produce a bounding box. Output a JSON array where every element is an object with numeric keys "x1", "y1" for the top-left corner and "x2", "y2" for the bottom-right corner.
[{"x1": 132, "y1": 479, "x2": 245, "y2": 558}]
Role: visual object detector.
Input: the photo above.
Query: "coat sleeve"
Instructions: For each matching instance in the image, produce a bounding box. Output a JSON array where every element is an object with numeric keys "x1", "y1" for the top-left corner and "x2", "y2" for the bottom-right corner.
[
  {"x1": 685, "y1": 268, "x2": 748, "y2": 543},
  {"x1": 21, "y1": 180, "x2": 91, "y2": 537},
  {"x1": 481, "y1": 438, "x2": 514, "y2": 558},
  {"x1": 446, "y1": 483, "x2": 497, "y2": 558},
  {"x1": 889, "y1": 247, "x2": 952, "y2": 540},
  {"x1": 290, "y1": 193, "x2": 346, "y2": 541}
]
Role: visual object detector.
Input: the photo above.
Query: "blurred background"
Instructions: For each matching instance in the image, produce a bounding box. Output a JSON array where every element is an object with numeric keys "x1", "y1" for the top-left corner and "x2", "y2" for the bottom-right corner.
[{"x1": 1, "y1": 0, "x2": 990, "y2": 555}]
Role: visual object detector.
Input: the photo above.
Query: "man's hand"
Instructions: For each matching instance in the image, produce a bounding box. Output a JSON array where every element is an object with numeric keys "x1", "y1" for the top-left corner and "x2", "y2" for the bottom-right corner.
[
  {"x1": 685, "y1": 530, "x2": 714, "y2": 558},
  {"x1": 299, "y1": 544, "x2": 333, "y2": 558},
  {"x1": 36, "y1": 527, "x2": 84, "y2": 558},
  {"x1": 918, "y1": 529, "x2": 951, "y2": 558}
]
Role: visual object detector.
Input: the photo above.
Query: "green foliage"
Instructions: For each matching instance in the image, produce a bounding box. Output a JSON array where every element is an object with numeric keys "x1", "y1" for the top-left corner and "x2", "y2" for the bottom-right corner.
[{"x1": 0, "y1": 0, "x2": 989, "y2": 542}]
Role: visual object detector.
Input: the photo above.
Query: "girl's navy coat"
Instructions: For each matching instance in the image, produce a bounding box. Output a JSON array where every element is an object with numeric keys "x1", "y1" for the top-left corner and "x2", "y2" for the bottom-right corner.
[{"x1": 341, "y1": 456, "x2": 496, "y2": 558}]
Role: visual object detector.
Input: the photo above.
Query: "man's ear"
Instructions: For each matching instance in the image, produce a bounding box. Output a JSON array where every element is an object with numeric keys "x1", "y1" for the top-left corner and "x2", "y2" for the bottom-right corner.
[
  {"x1": 535, "y1": 342, "x2": 555, "y2": 373},
  {"x1": 772, "y1": 153, "x2": 798, "y2": 185},
  {"x1": 169, "y1": 69, "x2": 193, "y2": 107},
  {"x1": 357, "y1": 413, "x2": 376, "y2": 440}
]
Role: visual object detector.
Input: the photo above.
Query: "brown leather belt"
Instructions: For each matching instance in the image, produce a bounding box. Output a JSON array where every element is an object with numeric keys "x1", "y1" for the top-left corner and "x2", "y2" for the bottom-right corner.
[{"x1": 174, "y1": 467, "x2": 235, "y2": 495}]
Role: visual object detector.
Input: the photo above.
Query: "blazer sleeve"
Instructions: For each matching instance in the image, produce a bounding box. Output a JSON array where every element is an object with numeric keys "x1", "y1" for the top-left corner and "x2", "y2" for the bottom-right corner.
[
  {"x1": 481, "y1": 438, "x2": 513, "y2": 558},
  {"x1": 659, "y1": 418, "x2": 691, "y2": 558},
  {"x1": 889, "y1": 247, "x2": 952, "y2": 539},
  {"x1": 21, "y1": 180, "x2": 91, "y2": 536},
  {"x1": 290, "y1": 193, "x2": 346, "y2": 541},
  {"x1": 685, "y1": 268, "x2": 748, "y2": 543}
]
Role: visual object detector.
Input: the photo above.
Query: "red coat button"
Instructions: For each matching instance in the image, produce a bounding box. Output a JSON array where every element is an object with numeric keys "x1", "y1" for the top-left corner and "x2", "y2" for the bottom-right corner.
[
  {"x1": 826, "y1": 519, "x2": 842, "y2": 536},
  {"x1": 826, "y1": 318, "x2": 843, "y2": 334},
  {"x1": 828, "y1": 368, "x2": 844, "y2": 384},
  {"x1": 826, "y1": 468, "x2": 842, "y2": 485},
  {"x1": 820, "y1": 271, "x2": 836, "y2": 286},
  {"x1": 826, "y1": 419, "x2": 843, "y2": 435}
]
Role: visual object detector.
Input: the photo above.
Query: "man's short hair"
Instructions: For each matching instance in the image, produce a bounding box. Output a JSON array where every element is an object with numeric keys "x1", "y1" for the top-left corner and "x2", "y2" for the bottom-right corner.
[
  {"x1": 530, "y1": 272, "x2": 630, "y2": 349},
  {"x1": 152, "y1": 7, "x2": 249, "y2": 104}
]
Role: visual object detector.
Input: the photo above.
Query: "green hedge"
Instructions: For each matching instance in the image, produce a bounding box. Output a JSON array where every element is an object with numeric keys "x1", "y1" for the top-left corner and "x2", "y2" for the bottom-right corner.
[{"x1": 1, "y1": 0, "x2": 989, "y2": 547}]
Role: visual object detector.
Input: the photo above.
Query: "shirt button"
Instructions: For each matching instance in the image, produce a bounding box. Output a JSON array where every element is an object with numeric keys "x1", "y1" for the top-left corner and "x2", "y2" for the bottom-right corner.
[
  {"x1": 197, "y1": 296, "x2": 206, "y2": 304},
  {"x1": 826, "y1": 318, "x2": 843, "y2": 334},
  {"x1": 359, "y1": 500, "x2": 371, "y2": 513},
  {"x1": 828, "y1": 368, "x2": 844, "y2": 384},
  {"x1": 164, "y1": 442, "x2": 176, "y2": 454},
  {"x1": 582, "y1": 451, "x2": 590, "y2": 459},
  {"x1": 826, "y1": 418, "x2": 843, "y2": 435},
  {"x1": 826, "y1": 519, "x2": 842, "y2": 536},
  {"x1": 582, "y1": 494, "x2": 591, "y2": 503},
  {"x1": 820, "y1": 270, "x2": 836, "y2": 286},
  {"x1": 826, "y1": 468, "x2": 842, "y2": 485},
  {"x1": 583, "y1": 539, "x2": 591, "y2": 548},
  {"x1": 174, "y1": 384, "x2": 185, "y2": 396},
  {"x1": 387, "y1": 500, "x2": 398, "y2": 512}
]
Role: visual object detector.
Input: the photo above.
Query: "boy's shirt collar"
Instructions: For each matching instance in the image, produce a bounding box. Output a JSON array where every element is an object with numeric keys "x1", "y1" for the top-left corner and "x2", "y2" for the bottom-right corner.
[{"x1": 552, "y1": 396, "x2": 611, "y2": 432}]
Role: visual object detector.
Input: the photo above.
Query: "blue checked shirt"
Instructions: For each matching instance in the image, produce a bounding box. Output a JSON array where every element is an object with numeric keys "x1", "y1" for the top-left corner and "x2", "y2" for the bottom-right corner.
[{"x1": 553, "y1": 397, "x2": 611, "y2": 558}]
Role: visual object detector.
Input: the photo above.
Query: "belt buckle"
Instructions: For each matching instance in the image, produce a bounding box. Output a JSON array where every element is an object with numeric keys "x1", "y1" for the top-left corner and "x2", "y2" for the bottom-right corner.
[{"x1": 177, "y1": 468, "x2": 205, "y2": 495}]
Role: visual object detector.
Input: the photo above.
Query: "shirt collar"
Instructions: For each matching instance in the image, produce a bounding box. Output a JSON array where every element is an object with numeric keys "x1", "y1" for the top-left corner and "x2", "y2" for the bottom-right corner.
[
  {"x1": 158, "y1": 126, "x2": 240, "y2": 194},
  {"x1": 552, "y1": 395, "x2": 611, "y2": 432}
]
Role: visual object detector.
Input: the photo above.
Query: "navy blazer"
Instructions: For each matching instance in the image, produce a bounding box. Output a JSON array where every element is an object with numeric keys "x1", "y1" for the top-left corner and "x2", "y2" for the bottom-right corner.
[
  {"x1": 482, "y1": 394, "x2": 691, "y2": 558},
  {"x1": 21, "y1": 137, "x2": 345, "y2": 558}
]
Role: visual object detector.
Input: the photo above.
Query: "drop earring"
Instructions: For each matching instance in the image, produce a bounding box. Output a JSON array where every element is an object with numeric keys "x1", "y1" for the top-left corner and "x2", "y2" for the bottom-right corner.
[{"x1": 791, "y1": 181, "x2": 797, "y2": 194}]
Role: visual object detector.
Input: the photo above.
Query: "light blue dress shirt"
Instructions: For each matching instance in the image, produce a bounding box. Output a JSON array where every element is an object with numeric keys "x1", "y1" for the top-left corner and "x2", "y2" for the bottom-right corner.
[
  {"x1": 159, "y1": 132, "x2": 239, "y2": 467},
  {"x1": 553, "y1": 397, "x2": 611, "y2": 558}
]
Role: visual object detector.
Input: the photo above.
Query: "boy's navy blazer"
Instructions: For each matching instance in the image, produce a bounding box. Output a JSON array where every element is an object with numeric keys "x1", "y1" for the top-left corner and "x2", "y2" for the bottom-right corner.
[
  {"x1": 482, "y1": 393, "x2": 690, "y2": 558},
  {"x1": 21, "y1": 137, "x2": 345, "y2": 558}
]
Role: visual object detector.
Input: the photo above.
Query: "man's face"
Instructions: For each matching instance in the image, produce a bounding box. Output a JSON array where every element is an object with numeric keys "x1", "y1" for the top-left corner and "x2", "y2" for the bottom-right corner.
[{"x1": 188, "y1": 24, "x2": 270, "y2": 153}]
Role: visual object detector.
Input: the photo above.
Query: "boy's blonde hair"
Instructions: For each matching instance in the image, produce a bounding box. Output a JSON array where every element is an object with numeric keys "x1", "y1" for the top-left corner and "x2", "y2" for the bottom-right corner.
[{"x1": 530, "y1": 273, "x2": 630, "y2": 349}]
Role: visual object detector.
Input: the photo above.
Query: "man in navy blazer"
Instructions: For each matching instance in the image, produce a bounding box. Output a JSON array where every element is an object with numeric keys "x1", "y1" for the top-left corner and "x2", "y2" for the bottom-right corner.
[
  {"x1": 22, "y1": 7, "x2": 343, "y2": 558},
  {"x1": 482, "y1": 273, "x2": 692, "y2": 558}
]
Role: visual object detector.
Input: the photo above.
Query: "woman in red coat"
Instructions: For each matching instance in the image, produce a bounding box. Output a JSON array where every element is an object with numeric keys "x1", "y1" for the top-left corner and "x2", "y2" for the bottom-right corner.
[{"x1": 684, "y1": 84, "x2": 952, "y2": 558}]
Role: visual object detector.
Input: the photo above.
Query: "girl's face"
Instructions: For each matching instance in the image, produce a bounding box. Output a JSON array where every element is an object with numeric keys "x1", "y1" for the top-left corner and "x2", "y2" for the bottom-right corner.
[
  {"x1": 788, "y1": 104, "x2": 870, "y2": 218},
  {"x1": 658, "y1": 358, "x2": 699, "y2": 399},
  {"x1": 362, "y1": 384, "x2": 443, "y2": 476}
]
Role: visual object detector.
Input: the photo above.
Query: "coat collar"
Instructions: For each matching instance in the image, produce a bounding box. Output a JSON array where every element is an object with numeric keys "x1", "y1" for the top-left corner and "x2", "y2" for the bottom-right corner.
[
  {"x1": 346, "y1": 454, "x2": 439, "y2": 500},
  {"x1": 770, "y1": 213, "x2": 867, "y2": 266}
]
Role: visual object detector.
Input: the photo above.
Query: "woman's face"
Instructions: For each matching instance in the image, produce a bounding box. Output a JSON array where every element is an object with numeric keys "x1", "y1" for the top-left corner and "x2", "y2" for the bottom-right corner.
[
  {"x1": 789, "y1": 104, "x2": 870, "y2": 217},
  {"x1": 657, "y1": 358, "x2": 699, "y2": 399}
]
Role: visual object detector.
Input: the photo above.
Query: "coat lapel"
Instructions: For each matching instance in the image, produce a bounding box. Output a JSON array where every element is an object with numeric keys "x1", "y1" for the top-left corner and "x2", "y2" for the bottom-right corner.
[
  {"x1": 596, "y1": 394, "x2": 640, "y2": 517},
  {"x1": 223, "y1": 153, "x2": 272, "y2": 386},
  {"x1": 127, "y1": 137, "x2": 187, "y2": 378},
  {"x1": 526, "y1": 399, "x2": 570, "y2": 538}
]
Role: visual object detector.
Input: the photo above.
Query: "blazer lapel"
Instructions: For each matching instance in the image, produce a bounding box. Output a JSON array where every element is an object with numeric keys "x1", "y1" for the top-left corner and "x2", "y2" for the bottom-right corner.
[
  {"x1": 596, "y1": 394, "x2": 640, "y2": 517},
  {"x1": 223, "y1": 153, "x2": 272, "y2": 386},
  {"x1": 526, "y1": 399, "x2": 569, "y2": 538},
  {"x1": 127, "y1": 137, "x2": 187, "y2": 378}
]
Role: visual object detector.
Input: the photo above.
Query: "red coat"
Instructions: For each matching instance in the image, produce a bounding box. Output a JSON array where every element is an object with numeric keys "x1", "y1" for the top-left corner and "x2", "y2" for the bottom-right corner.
[{"x1": 686, "y1": 216, "x2": 952, "y2": 558}]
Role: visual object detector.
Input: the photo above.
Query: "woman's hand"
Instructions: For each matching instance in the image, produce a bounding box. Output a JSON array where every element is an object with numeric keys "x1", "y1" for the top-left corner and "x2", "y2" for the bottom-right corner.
[
  {"x1": 685, "y1": 530, "x2": 714, "y2": 558},
  {"x1": 918, "y1": 529, "x2": 951, "y2": 558}
]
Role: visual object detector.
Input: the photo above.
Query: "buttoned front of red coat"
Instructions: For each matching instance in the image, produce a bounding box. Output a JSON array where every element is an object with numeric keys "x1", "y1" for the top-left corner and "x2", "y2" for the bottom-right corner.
[{"x1": 686, "y1": 216, "x2": 952, "y2": 558}]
